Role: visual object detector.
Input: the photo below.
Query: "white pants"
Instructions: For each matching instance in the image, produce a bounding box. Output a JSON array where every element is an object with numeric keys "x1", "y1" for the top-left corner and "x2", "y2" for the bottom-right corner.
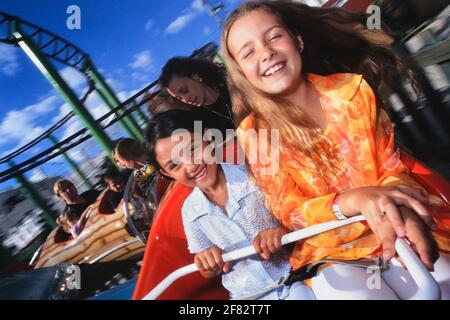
[
  {"x1": 284, "y1": 281, "x2": 316, "y2": 300},
  {"x1": 256, "y1": 281, "x2": 316, "y2": 300},
  {"x1": 311, "y1": 254, "x2": 450, "y2": 300}
]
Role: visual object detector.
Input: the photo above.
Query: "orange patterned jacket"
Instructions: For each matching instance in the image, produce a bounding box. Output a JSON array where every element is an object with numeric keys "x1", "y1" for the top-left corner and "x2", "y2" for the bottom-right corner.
[{"x1": 237, "y1": 73, "x2": 450, "y2": 270}]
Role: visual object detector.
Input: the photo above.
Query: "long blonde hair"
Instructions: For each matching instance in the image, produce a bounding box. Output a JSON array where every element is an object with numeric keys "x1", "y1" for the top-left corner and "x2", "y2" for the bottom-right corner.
[{"x1": 221, "y1": 1, "x2": 416, "y2": 169}]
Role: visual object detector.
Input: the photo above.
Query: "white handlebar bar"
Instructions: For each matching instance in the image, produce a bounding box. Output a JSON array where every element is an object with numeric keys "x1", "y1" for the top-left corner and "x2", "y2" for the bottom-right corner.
[
  {"x1": 142, "y1": 215, "x2": 440, "y2": 300},
  {"x1": 392, "y1": 237, "x2": 440, "y2": 299}
]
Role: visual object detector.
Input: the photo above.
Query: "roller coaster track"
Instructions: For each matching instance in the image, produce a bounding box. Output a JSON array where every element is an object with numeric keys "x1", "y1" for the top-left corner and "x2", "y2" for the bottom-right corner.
[
  {"x1": 0, "y1": 11, "x2": 220, "y2": 182},
  {"x1": 0, "y1": 12, "x2": 144, "y2": 167},
  {"x1": 0, "y1": 79, "x2": 160, "y2": 183},
  {"x1": 0, "y1": 43, "x2": 217, "y2": 183},
  {"x1": 0, "y1": 11, "x2": 90, "y2": 73},
  {"x1": 0, "y1": 11, "x2": 96, "y2": 166}
]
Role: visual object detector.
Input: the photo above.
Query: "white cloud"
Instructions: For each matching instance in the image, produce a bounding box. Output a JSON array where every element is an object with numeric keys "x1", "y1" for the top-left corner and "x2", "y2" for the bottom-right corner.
[
  {"x1": 67, "y1": 147, "x2": 86, "y2": 163},
  {"x1": 165, "y1": 0, "x2": 208, "y2": 35},
  {"x1": 87, "y1": 101, "x2": 110, "y2": 121},
  {"x1": 51, "y1": 102, "x2": 72, "y2": 125},
  {"x1": 0, "y1": 43, "x2": 20, "y2": 76},
  {"x1": 191, "y1": 0, "x2": 206, "y2": 11},
  {"x1": 0, "y1": 95, "x2": 60, "y2": 147},
  {"x1": 117, "y1": 91, "x2": 130, "y2": 101},
  {"x1": 144, "y1": 19, "x2": 154, "y2": 32},
  {"x1": 131, "y1": 72, "x2": 150, "y2": 83},
  {"x1": 31, "y1": 95, "x2": 60, "y2": 114},
  {"x1": 33, "y1": 95, "x2": 59, "y2": 114},
  {"x1": 117, "y1": 90, "x2": 138, "y2": 101},
  {"x1": 129, "y1": 50, "x2": 154, "y2": 71},
  {"x1": 61, "y1": 117, "x2": 84, "y2": 140},
  {"x1": 0, "y1": 147, "x2": 15, "y2": 158},
  {"x1": 1, "y1": 82, "x2": 141, "y2": 168},
  {"x1": 55, "y1": 85, "x2": 137, "y2": 144},
  {"x1": 59, "y1": 66, "x2": 86, "y2": 90},
  {"x1": 106, "y1": 77, "x2": 125, "y2": 92},
  {"x1": 165, "y1": 12, "x2": 196, "y2": 34},
  {"x1": 50, "y1": 75, "x2": 124, "y2": 126},
  {"x1": 129, "y1": 50, "x2": 154, "y2": 83},
  {"x1": 59, "y1": 89, "x2": 116, "y2": 141},
  {"x1": 29, "y1": 169, "x2": 47, "y2": 183}
]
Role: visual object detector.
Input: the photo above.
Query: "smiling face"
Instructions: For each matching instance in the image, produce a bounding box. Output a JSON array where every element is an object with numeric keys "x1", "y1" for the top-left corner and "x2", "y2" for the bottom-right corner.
[
  {"x1": 166, "y1": 76, "x2": 217, "y2": 107},
  {"x1": 154, "y1": 132, "x2": 219, "y2": 190},
  {"x1": 227, "y1": 9, "x2": 303, "y2": 96}
]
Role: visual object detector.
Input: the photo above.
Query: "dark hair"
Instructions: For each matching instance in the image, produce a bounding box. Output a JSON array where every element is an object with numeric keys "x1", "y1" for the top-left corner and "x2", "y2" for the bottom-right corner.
[
  {"x1": 101, "y1": 167, "x2": 123, "y2": 182},
  {"x1": 113, "y1": 137, "x2": 145, "y2": 160},
  {"x1": 146, "y1": 92, "x2": 194, "y2": 116},
  {"x1": 145, "y1": 110, "x2": 205, "y2": 170},
  {"x1": 159, "y1": 57, "x2": 227, "y2": 93}
]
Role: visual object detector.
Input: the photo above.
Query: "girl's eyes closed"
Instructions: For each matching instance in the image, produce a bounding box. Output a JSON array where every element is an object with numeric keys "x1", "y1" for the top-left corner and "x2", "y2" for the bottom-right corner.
[
  {"x1": 240, "y1": 34, "x2": 282, "y2": 60},
  {"x1": 242, "y1": 49, "x2": 254, "y2": 60},
  {"x1": 268, "y1": 33, "x2": 282, "y2": 42}
]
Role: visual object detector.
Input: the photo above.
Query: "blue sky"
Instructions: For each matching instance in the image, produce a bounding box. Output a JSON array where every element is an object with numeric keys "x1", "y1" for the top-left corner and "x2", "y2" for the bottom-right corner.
[{"x1": 0, "y1": 0, "x2": 242, "y2": 190}]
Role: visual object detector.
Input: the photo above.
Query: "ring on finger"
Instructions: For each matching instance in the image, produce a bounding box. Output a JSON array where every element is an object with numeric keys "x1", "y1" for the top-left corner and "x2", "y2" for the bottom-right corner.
[
  {"x1": 371, "y1": 211, "x2": 386, "y2": 219},
  {"x1": 378, "y1": 211, "x2": 386, "y2": 217}
]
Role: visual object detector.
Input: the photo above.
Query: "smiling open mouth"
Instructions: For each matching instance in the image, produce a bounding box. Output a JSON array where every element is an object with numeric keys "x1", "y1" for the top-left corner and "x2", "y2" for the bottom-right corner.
[
  {"x1": 263, "y1": 62, "x2": 286, "y2": 77},
  {"x1": 192, "y1": 166, "x2": 207, "y2": 181}
]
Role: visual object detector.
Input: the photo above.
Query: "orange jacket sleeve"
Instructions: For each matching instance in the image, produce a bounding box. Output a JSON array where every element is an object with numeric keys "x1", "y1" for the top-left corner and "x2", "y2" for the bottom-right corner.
[{"x1": 357, "y1": 79, "x2": 424, "y2": 190}]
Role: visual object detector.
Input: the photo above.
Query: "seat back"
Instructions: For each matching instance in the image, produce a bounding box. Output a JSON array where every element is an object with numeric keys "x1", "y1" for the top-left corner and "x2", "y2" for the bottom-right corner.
[
  {"x1": 402, "y1": 153, "x2": 450, "y2": 205},
  {"x1": 97, "y1": 189, "x2": 116, "y2": 215},
  {"x1": 132, "y1": 182, "x2": 228, "y2": 300}
]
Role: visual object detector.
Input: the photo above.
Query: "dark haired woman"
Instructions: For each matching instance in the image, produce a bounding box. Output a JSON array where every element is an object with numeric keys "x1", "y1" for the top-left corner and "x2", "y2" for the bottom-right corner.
[{"x1": 159, "y1": 57, "x2": 234, "y2": 137}]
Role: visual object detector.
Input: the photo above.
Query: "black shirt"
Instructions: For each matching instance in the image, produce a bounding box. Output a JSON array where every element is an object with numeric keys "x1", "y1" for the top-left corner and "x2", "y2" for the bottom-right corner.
[
  {"x1": 194, "y1": 89, "x2": 235, "y2": 137},
  {"x1": 66, "y1": 189, "x2": 101, "y2": 218},
  {"x1": 108, "y1": 190, "x2": 124, "y2": 210}
]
